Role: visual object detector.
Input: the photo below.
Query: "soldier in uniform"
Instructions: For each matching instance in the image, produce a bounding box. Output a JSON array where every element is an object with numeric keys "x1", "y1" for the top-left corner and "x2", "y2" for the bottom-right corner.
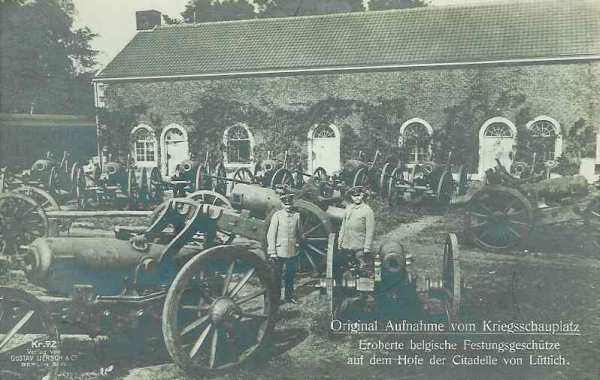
[
  {"x1": 267, "y1": 193, "x2": 303, "y2": 304},
  {"x1": 336, "y1": 186, "x2": 375, "y2": 285}
]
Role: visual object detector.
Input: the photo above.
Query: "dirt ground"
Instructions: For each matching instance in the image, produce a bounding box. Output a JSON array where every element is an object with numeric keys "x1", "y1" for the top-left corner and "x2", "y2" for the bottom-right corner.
[{"x1": 2, "y1": 202, "x2": 599, "y2": 380}]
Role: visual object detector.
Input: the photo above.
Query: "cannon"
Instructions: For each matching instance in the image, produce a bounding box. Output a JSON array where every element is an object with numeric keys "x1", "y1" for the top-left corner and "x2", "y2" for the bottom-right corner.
[
  {"x1": 0, "y1": 198, "x2": 280, "y2": 378},
  {"x1": 384, "y1": 153, "x2": 468, "y2": 206},
  {"x1": 318, "y1": 233, "x2": 462, "y2": 322},
  {"x1": 465, "y1": 159, "x2": 600, "y2": 252}
]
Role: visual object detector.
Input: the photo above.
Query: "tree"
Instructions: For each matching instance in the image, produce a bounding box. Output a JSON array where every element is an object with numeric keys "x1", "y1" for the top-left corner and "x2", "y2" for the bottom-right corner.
[
  {"x1": 368, "y1": 0, "x2": 429, "y2": 11},
  {"x1": 179, "y1": 0, "x2": 256, "y2": 23},
  {"x1": 0, "y1": 0, "x2": 98, "y2": 115},
  {"x1": 256, "y1": 0, "x2": 364, "y2": 18}
]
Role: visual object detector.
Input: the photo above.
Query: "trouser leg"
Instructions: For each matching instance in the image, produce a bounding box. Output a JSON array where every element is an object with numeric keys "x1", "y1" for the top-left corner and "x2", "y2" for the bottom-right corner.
[
  {"x1": 272, "y1": 258, "x2": 284, "y2": 300},
  {"x1": 283, "y1": 256, "x2": 298, "y2": 299}
]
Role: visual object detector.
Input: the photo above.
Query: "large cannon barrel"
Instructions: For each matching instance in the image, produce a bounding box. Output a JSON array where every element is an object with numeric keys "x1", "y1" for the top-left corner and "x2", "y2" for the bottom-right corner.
[
  {"x1": 230, "y1": 183, "x2": 283, "y2": 218},
  {"x1": 520, "y1": 174, "x2": 589, "y2": 197},
  {"x1": 23, "y1": 237, "x2": 195, "y2": 297},
  {"x1": 103, "y1": 161, "x2": 124, "y2": 176},
  {"x1": 180, "y1": 159, "x2": 201, "y2": 174},
  {"x1": 378, "y1": 239, "x2": 407, "y2": 273}
]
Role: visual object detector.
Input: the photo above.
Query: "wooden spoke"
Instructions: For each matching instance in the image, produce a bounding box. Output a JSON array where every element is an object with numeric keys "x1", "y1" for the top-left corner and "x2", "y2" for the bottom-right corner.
[
  {"x1": 189, "y1": 324, "x2": 212, "y2": 358},
  {"x1": 209, "y1": 328, "x2": 219, "y2": 368},
  {"x1": 239, "y1": 312, "x2": 268, "y2": 320},
  {"x1": 222, "y1": 260, "x2": 236, "y2": 296},
  {"x1": 306, "y1": 243, "x2": 326, "y2": 256},
  {"x1": 0, "y1": 310, "x2": 34, "y2": 351},
  {"x1": 181, "y1": 314, "x2": 210, "y2": 336},
  {"x1": 234, "y1": 289, "x2": 266, "y2": 306},
  {"x1": 301, "y1": 249, "x2": 319, "y2": 273},
  {"x1": 228, "y1": 268, "x2": 255, "y2": 298}
]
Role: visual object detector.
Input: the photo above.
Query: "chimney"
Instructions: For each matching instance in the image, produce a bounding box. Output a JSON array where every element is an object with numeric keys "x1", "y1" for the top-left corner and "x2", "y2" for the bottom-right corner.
[{"x1": 136, "y1": 10, "x2": 161, "y2": 31}]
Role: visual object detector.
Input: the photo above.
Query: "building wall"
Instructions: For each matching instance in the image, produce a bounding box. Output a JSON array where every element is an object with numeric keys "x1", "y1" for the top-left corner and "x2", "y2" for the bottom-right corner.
[{"x1": 99, "y1": 61, "x2": 599, "y2": 173}]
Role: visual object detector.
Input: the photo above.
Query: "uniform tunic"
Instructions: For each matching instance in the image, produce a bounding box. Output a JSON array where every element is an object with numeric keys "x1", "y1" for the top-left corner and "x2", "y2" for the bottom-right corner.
[
  {"x1": 338, "y1": 202, "x2": 375, "y2": 252},
  {"x1": 267, "y1": 208, "x2": 302, "y2": 258}
]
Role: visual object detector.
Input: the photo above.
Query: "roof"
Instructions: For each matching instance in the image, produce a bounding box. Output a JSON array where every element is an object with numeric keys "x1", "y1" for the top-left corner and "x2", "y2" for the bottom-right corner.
[
  {"x1": 0, "y1": 114, "x2": 96, "y2": 128},
  {"x1": 96, "y1": 0, "x2": 600, "y2": 81}
]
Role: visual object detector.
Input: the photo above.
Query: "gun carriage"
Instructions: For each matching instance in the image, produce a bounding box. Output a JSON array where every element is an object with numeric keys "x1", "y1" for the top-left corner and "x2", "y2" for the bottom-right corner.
[
  {"x1": 0, "y1": 198, "x2": 282, "y2": 378},
  {"x1": 318, "y1": 233, "x2": 462, "y2": 322},
  {"x1": 383, "y1": 153, "x2": 469, "y2": 206},
  {"x1": 465, "y1": 159, "x2": 600, "y2": 252}
]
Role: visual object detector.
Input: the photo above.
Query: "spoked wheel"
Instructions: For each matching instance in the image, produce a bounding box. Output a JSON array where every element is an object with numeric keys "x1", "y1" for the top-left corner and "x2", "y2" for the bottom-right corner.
[
  {"x1": 465, "y1": 186, "x2": 533, "y2": 252},
  {"x1": 386, "y1": 167, "x2": 401, "y2": 206},
  {"x1": 442, "y1": 233, "x2": 461, "y2": 322},
  {"x1": 312, "y1": 167, "x2": 327, "y2": 184},
  {"x1": 0, "y1": 193, "x2": 49, "y2": 256},
  {"x1": 139, "y1": 168, "x2": 150, "y2": 208},
  {"x1": 436, "y1": 170, "x2": 454, "y2": 206},
  {"x1": 292, "y1": 169, "x2": 305, "y2": 189},
  {"x1": 0, "y1": 287, "x2": 62, "y2": 380},
  {"x1": 11, "y1": 186, "x2": 59, "y2": 211},
  {"x1": 47, "y1": 167, "x2": 58, "y2": 195},
  {"x1": 232, "y1": 168, "x2": 255, "y2": 189},
  {"x1": 352, "y1": 167, "x2": 368, "y2": 188},
  {"x1": 212, "y1": 163, "x2": 228, "y2": 196},
  {"x1": 583, "y1": 197, "x2": 600, "y2": 250},
  {"x1": 73, "y1": 167, "x2": 89, "y2": 209},
  {"x1": 149, "y1": 167, "x2": 164, "y2": 205},
  {"x1": 457, "y1": 165, "x2": 469, "y2": 196},
  {"x1": 269, "y1": 168, "x2": 294, "y2": 190},
  {"x1": 69, "y1": 163, "x2": 80, "y2": 197},
  {"x1": 379, "y1": 163, "x2": 392, "y2": 199},
  {"x1": 188, "y1": 191, "x2": 232, "y2": 209},
  {"x1": 127, "y1": 169, "x2": 139, "y2": 210},
  {"x1": 195, "y1": 165, "x2": 212, "y2": 192},
  {"x1": 162, "y1": 245, "x2": 278, "y2": 373},
  {"x1": 0, "y1": 168, "x2": 13, "y2": 193}
]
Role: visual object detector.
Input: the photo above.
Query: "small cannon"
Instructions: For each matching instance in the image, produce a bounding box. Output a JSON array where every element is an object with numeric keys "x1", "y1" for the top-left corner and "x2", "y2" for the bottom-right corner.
[
  {"x1": 384, "y1": 153, "x2": 468, "y2": 206},
  {"x1": 319, "y1": 233, "x2": 462, "y2": 321},
  {"x1": 465, "y1": 159, "x2": 600, "y2": 252},
  {"x1": 0, "y1": 198, "x2": 281, "y2": 378}
]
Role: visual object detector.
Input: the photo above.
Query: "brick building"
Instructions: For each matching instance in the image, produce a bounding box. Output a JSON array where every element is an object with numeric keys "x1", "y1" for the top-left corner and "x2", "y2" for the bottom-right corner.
[{"x1": 93, "y1": 0, "x2": 600, "y2": 179}]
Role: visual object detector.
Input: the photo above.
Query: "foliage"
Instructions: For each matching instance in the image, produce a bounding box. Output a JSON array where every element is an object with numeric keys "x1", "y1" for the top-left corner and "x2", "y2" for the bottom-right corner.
[
  {"x1": 0, "y1": 0, "x2": 98, "y2": 115},
  {"x1": 555, "y1": 118, "x2": 596, "y2": 175},
  {"x1": 97, "y1": 104, "x2": 148, "y2": 161},
  {"x1": 166, "y1": 0, "x2": 429, "y2": 24},
  {"x1": 369, "y1": 0, "x2": 430, "y2": 11}
]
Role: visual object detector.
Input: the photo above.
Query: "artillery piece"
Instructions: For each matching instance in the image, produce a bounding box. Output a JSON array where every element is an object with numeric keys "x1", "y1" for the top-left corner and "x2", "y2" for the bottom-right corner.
[
  {"x1": 319, "y1": 233, "x2": 462, "y2": 322},
  {"x1": 0, "y1": 198, "x2": 280, "y2": 378},
  {"x1": 384, "y1": 153, "x2": 468, "y2": 206},
  {"x1": 465, "y1": 159, "x2": 600, "y2": 252}
]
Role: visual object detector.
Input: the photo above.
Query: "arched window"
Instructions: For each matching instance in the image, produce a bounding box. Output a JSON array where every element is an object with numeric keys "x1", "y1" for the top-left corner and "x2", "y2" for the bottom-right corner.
[
  {"x1": 527, "y1": 117, "x2": 561, "y2": 161},
  {"x1": 131, "y1": 125, "x2": 157, "y2": 165},
  {"x1": 484, "y1": 122, "x2": 513, "y2": 137},
  {"x1": 223, "y1": 124, "x2": 253, "y2": 164},
  {"x1": 399, "y1": 118, "x2": 433, "y2": 163}
]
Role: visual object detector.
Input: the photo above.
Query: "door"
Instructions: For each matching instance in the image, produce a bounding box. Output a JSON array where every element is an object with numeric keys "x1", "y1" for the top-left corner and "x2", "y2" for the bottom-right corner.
[
  {"x1": 164, "y1": 128, "x2": 189, "y2": 177},
  {"x1": 478, "y1": 120, "x2": 515, "y2": 176},
  {"x1": 308, "y1": 124, "x2": 340, "y2": 174}
]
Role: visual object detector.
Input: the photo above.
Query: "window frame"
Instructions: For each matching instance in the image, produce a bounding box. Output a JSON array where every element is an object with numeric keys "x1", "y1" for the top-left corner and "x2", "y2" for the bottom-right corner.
[
  {"x1": 222, "y1": 123, "x2": 255, "y2": 169},
  {"x1": 130, "y1": 124, "x2": 158, "y2": 167},
  {"x1": 399, "y1": 118, "x2": 434, "y2": 164}
]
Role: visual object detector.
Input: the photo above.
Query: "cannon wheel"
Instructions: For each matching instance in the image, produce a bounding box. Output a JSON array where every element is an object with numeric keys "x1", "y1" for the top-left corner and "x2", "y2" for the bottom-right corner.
[
  {"x1": 127, "y1": 169, "x2": 139, "y2": 209},
  {"x1": 379, "y1": 163, "x2": 392, "y2": 198},
  {"x1": 456, "y1": 165, "x2": 469, "y2": 196},
  {"x1": 442, "y1": 233, "x2": 461, "y2": 322},
  {"x1": 149, "y1": 167, "x2": 164, "y2": 204},
  {"x1": 583, "y1": 197, "x2": 600, "y2": 249},
  {"x1": 0, "y1": 193, "x2": 48, "y2": 256},
  {"x1": 47, "y1": 167, "x2": 58, "y2": 194},
  {"x1": 188, "y1": 190, "x2": 232, "y2": 209},
  {"x1": 195, "y1": 165, "x2": 211, "y2": 192},
  {"x1": 270, "y1": 168, "x2": 293, "y2": 190},
  {"x1": 162, "y1": 245, "x2": 277, "y2": 373},
  {"x1": 11, "y1": 186, "x2": 59, "y2": 211},
  {"x1": 0, "y1": 287, "x2": 62, "y2": 380},
  {"x1": 212, "y1": 162, "x2": 228, "y2": 196},
  {"x1": 73, "y1": 167, "x2": 89, "y2": 209},
  {"x1": 352, "y1": 167, "x2": 368, "y2": 188},
  {"x1": 0, "y1": 167, "x2": 12, "y2": 193},
  {"x1": 313, "y1": 167, "x2": 327, "y2": 184},
  {"x1": 69, "y1": 162, "x2": 80, "y2": 197},
  {"x1": 386, "y1": 167, "x2": 401, "y2": 206},
  {"x1": 465, "y1": 186, "x2": 533, "y2": 252},
  {"x1": 139, "y1": 168, "x2": 150, "y2": 207},
  {"x1": 436, "y1": 170, "x2": 454, "y2": 205},
  {"x1": 232, "y1": 167, "x2": 255, "y2": 187}
]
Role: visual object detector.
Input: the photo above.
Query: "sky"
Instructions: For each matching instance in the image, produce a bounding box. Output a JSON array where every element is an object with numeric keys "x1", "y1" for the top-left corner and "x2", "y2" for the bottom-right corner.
[{"x1": 71, "y1": 0, "x2": 528, "y2": 68}]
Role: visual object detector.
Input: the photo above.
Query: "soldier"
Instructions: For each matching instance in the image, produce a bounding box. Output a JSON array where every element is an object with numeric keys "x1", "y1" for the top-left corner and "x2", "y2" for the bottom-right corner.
[
  {"x1": 170, "y1": 164, "x2": 186, "y2": 197},
  {"x1": 267, "y1": 193, "x2": 303, "y2": 304},
  {"x1": 336, "y1": 186, "x2": 375, "y2": 285}
]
